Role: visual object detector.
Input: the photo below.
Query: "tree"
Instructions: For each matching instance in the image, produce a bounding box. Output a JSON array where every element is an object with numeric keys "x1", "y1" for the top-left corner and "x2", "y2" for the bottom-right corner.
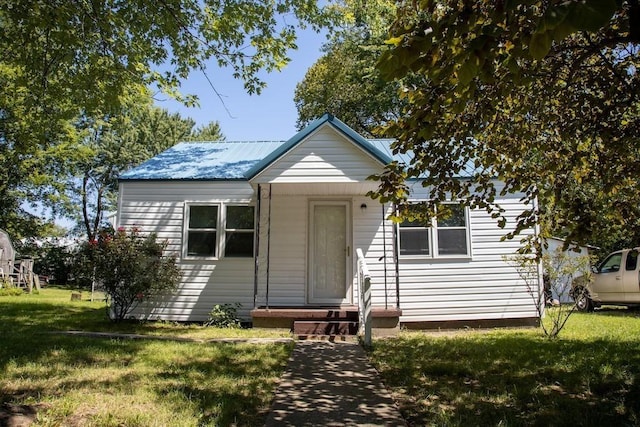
[
  {"x1": 67, "y1": 97, "x2": 225, "y2": 241},
  {"x1": 372, "y1": 1, "x2": 640, "y2": 250},
  {"x1": 0, "y1": 0, "x2": 335, "y2": 239},
  {"x1": 294, "y1": 0, "x2": 402, "y2": 136},
  {"x1": 188, "y1": 121, "x2": 225, "y2": 141}
]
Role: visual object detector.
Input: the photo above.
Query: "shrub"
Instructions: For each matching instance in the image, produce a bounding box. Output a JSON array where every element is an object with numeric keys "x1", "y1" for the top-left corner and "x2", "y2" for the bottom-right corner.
[
  {"x1": 0, "y1": 280, "x2": 24, "y2": 296},
  {"x1": 508, "y1": 248, "x2": 591, "y2": 338},
  {"x1": 205, "y1": 303, "x2": 242, "y2": 328},
  {"x1": 88, "y1": 227, "x2": 181, "y2": 322}
]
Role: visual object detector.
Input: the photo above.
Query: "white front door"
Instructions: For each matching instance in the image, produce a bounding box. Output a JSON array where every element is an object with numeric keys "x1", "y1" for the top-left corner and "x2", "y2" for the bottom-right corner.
[{"x1": 308, "y1": 201, "x2": 351, "y2": 304}]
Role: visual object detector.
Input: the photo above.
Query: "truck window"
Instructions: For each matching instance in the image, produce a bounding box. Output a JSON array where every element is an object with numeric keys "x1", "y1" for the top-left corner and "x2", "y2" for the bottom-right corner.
[
  {"x1": 600, "y1": 253, "x2": 622, "y2": 273},
  {"x1": 626, "y1": 250, "x2": 639, "y2": 271}
]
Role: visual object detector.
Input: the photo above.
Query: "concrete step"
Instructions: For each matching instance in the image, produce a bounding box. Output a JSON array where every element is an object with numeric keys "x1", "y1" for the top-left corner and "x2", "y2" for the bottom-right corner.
[{"x1": 293, "y1": 320, "x2": 358, "y2": 336}]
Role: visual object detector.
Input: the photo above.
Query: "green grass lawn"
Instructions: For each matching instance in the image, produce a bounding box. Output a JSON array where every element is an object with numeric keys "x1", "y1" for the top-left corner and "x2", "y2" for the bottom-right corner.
[
  {"x1": 0, "y1": 287, "x2": 293, "y2": 426},
  {"x1": 370, "y1": 308, "x2": 640, "y2": 426}
]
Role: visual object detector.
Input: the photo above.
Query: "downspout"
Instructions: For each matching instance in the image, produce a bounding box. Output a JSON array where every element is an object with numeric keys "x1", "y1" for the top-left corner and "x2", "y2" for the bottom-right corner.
[
  {"x1": 266, "y1": 184, "x2": 273, "y2": 309},
  {"x1": 253, "y1": 184, "x2": 261, "y2": 309},
  {"x1": 381, "y1": 203, "x2": 388, "y2": 310},
  {"x1": 392, "y1": 203, "x2": 401, "y2": 309}
]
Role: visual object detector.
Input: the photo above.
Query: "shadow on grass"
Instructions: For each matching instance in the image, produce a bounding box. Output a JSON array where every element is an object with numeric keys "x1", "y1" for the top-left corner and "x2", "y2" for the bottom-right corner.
[
  {"x1": 371, "y1": 334, "x2": 640, "y2": 426},
  {"x1": 0, "y1": 292, "x2": 293, "y2": 425},
  {"x1": 155, "y1": 343, "x2": 292, "y2": 425}
]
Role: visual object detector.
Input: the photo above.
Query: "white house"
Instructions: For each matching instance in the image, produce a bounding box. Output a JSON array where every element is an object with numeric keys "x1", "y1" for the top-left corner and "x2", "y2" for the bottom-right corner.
[{"x1": 117, "y1": 114, "x2": 541, "y2": 333}]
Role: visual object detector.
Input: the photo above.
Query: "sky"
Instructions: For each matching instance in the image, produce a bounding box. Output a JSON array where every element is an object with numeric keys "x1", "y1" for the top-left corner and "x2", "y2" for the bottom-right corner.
[{"x1": 155, "y1": 27, "x2": 328, "y2": 142}]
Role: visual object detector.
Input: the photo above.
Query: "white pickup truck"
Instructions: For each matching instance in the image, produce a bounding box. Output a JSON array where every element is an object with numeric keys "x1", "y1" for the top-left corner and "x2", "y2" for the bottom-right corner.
[{"x1": 572, "y1": 248, "x2": 640, "y2": 311}]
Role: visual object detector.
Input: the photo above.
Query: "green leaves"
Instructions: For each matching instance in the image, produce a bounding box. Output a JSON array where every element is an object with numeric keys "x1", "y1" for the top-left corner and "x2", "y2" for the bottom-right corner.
[
  {"x1": 372, "y1": 0, "x2": 639, "y2": 250},
  {"x1": 530, "y1": 0, "x2": 618, "y2": 59}
]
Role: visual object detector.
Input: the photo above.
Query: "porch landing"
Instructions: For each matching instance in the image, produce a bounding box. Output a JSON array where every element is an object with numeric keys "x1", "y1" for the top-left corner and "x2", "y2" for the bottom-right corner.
[{"x1": 251, "y1": 306, "x2": 402, "y2": 337}]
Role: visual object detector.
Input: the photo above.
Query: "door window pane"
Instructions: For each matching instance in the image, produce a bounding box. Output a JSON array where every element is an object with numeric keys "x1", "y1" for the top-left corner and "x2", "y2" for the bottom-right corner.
[{"x1": 626, "y1": 250, "x2": 639, "y2": 271}]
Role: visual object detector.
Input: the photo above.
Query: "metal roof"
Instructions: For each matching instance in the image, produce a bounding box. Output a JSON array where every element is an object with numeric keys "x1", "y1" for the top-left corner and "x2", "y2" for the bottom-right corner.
[
  {"x1": 119, "y1": 141, "x2": 287, "y2": 180},
  {"x1": 118, "y1": 114, "x2": 476, "y2": 181},
  {"x1": 120, "y1": 114, "x2": 395, "y2": 181}
]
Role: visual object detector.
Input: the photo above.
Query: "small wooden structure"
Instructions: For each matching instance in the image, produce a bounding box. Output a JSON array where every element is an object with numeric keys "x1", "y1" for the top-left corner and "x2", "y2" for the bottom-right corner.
[{"x1": 0, "y1": 229, "x2": 39, "y2": 292}]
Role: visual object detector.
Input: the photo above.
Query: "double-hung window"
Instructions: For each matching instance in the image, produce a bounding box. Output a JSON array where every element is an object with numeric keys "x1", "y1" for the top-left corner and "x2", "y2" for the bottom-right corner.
[
  {"x1": 398, "y1": 203, "x2": 470, "y2": 258},
  {"x1": 184, "y1": 203, "x2": 255, "y2": 258},
  {"x1": 186, "y1": 205, "x2": 218, "y2": 257},
  {"x1": 225, "y1": 205, "x2": 255, "y2": 257}
]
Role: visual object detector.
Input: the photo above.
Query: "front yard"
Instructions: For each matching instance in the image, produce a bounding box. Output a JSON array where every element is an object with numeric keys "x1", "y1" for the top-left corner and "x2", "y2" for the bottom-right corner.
[
  {"x1": 370, "y1": 309, "x2": 640, "y2": 426},
  {"x1": 4, "y1": 288, "x2": 640, "y2": 426},
  {"x1": 0, "y1": 288, "x2": 293, "y2": 426}
]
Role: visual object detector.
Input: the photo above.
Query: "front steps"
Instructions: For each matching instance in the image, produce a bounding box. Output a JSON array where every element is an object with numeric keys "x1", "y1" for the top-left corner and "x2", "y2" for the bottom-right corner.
[{"x1": 251, "y1": 306, "x2": 402, "y2": 338}]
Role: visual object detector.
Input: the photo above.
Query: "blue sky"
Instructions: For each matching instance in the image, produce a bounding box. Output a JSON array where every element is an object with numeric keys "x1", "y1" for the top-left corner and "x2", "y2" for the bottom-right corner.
[{"x1": 156, "y1": 27, "x2": 328, "y2": 142}]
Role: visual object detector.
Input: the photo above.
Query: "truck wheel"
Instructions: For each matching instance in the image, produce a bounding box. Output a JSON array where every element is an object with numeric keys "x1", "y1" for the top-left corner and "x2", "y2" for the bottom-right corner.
[{"x1": 574, "y1": 287, "x2": 594, "y2": 312}]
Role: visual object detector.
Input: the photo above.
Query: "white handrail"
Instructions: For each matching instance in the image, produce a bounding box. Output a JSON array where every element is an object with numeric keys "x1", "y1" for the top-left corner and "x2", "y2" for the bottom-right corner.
[{"x1": 356, "y1": 248, "x2": 372, "y2": 347}]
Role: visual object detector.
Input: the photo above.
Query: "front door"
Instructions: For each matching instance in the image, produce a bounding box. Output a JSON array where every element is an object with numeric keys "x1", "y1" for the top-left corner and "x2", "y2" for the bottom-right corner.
[{"x1": 308, "y1": 201, "x2": 351, "y2": 304}]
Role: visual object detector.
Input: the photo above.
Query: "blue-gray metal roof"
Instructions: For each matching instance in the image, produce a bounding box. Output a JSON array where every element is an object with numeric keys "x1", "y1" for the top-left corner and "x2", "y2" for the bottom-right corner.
[
  {"x1": 119, "y1": 141, "x2": 287, "y2": 180},
  {"x1": 120, "y1": 114, "x2": 395, "y2": 181},
  {"x1": 118, "y1": 114, "x2": 476, "y2": 181}
]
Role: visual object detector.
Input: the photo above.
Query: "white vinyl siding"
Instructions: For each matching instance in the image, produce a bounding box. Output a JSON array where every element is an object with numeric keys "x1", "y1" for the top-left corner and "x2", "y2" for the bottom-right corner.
[
  {"x1": 391, "y1": 194, "x2": 538, "y2": 323},
  {"x1": 117, "y1": 181, "x2": 256, "y2": 321},
  {"x1": 252, "y1": 126, "x2": 384, "y2": 183}
]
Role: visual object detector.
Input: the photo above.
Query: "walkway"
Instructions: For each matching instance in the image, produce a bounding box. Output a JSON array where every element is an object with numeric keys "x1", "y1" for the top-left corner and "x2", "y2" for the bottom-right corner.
[{"x1": 265, "y1": 340, "x2": 406, "y2": 426}]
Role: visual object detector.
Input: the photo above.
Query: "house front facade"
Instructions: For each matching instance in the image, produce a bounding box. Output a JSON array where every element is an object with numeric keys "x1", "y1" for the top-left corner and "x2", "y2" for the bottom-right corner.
[{"x1": 117, "y1": 114, "x2": 541, "y2": 330}]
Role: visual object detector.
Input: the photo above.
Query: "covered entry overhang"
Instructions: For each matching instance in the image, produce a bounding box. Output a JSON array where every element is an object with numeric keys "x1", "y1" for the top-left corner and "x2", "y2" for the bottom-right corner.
[{"x1": 248, "y1": 182, "x2": 402, "y2": 333}]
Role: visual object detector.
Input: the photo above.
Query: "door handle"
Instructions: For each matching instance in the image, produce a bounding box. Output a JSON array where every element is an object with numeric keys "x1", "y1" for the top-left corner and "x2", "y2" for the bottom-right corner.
[{"x1": 616, "y1": 276, "x2": 622, "y2": 280}]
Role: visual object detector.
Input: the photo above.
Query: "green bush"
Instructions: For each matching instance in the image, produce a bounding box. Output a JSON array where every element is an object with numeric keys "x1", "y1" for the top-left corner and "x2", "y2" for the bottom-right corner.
[
  {"x1": 0, "y1": 280, "x2": 24, "y2": 296},
  {"x1": 87, "y1": 227, "x2": 181, "y2": 322},
  {"x1": 205, "y1": 303, "x2": 242, "y2": 328}
]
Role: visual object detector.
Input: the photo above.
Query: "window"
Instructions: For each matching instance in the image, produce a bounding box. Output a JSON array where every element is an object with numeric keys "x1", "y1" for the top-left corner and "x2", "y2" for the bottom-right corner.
[
  {"x1": 398, "y1": 206, "x2": 430, "y2": 256},
  {"x1": 599, "y1": 252, "x2": 622, "y2": 273},
  {"x1": 626, "y1": 250, "x2": 639, "y2": 271},
  {"x1": 225, "y1": 206, "x2": 255, "y2": 257},
  {"x1": 398, "y1": 203, "x2": 470, "y2": 258},
  {"x1": 436, "y1": 204, "x2": 468, "y2": 256},
  {"x1": 184, "y1": 203, "x2": 255, "y2": 258},
  {"x1": 186, "y1": 205, "x2": 218, "y2": 257}
]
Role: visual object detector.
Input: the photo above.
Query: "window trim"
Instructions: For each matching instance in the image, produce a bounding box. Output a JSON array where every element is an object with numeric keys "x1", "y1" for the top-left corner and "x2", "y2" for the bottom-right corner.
[
  {"x1": 398, "y1": 202, "x2": 472, "y2": 260},
  {"x1": 183, "y1": 202, "x2": 256, "y2": 260},
  {"x1": 183, "y1": 203, "x2": 221, "y2": 259}
]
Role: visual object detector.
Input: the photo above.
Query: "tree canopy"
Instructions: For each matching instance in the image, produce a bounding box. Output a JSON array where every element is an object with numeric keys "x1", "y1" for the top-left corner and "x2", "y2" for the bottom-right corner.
[
  {"x1": 371, "y1": 0, "x2": 640, "y2": 251},
  {"x1": 1, "y1": 0, "x2": 334, "y2": 239},
  {"x1": 67, "y1": 97, "x2": 225, "y2": 241},
  {"x1": 294, "y1": 0, "x2": 402, "y2": 136}
]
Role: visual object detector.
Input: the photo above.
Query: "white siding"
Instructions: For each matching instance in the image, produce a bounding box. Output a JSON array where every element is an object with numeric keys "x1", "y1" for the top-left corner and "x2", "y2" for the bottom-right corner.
[
  {"x1": 374, "y1": 192, "x2": 538, "y2": 323},
  {"x1": 252, "y1": 126, "x2": 384, "y2": 183},
  {"x1": 118, "y1": 180, "x2": 539, "y2": 324},
  {"x1": 117, "y1": 181, "x2": 256, "y2": 321}
]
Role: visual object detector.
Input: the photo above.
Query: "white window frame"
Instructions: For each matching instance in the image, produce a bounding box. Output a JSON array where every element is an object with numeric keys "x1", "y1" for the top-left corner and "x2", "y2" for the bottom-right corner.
[
  {"x1": 398, "y1": 202, "x2": 472, "y2": 259},
  {"x1": 183, "y1": 203, "x2": 221, "y2": 259},
  {"x1": 183, "y1": 202, "x2": 255, "y2": 260}
]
